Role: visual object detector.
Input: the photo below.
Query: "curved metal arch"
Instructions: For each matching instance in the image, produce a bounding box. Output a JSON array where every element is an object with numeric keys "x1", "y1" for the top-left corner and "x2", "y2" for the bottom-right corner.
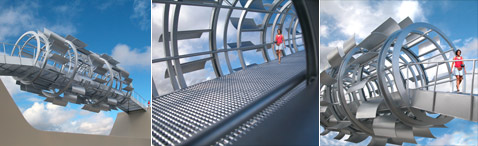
[
  {"x1": 292, "y1": 17, "x2": 300, "y2": 52},
  {"x1": 208, "y1": 0, "x2": 224, "y2": 77},
  {"x1": 12, "y1": 31, "x2": 45, "y2": 85},
  {"x1": 153, "y1": 0, "x2": 303, "y2": 91},
  {"x1": 236, "y1": 0, "x2": 253, "y2": 70},
  {"x1": 222, "y1": 0, "x2": 239, "y2": 74},
  {"x1": 286, "y1": 16, "x2": 296, "y2": 54},
  {"x1": 42, "y1": 39, "x2": 79, "y2": 98},
  {"x1": 170, "y1": 4, "x2": 188, "y2": 89},
  {"x1": 379, "y1": 23, "x2": 457, "y2": 127},
  {"x1": 162, "y1": 3, "x2": 181, "y2": 90}
]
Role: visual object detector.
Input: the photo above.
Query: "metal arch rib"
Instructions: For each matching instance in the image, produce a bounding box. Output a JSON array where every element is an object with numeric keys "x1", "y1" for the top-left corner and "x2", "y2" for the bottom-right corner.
[
  {"x1": 292, "y1": 17, "x2": 300, "y2": 52},
  {"x1": 235, "y1": 0, "x2": 253, "y2": 70},
  {"x1": 171, "y1": 4, "x2": 188, "y2": 89},
  {"x1": 222, "y1": 0, "x2": 238, "y2": 74},
  {"x1": 209, "y1": 0, "x2": 223, "y2": 77},
  {"x1": 337, "y1": 44, "x2": 385, "y2": 136},
  {"x1": 162, "y1": 4, "x2": 180, "y2": 90},
  {"x1": 286, "y1": 16, "x2": 296, "y2": 54}
]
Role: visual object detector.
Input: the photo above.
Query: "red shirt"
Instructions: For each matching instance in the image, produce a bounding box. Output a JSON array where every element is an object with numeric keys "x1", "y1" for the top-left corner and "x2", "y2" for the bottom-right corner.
[
  {"x1": 454, "y1": 56, "x2": 463, "y2": 68},
  {"x1": 275, "y1": 34, "x2": 283, "y2": 45}
]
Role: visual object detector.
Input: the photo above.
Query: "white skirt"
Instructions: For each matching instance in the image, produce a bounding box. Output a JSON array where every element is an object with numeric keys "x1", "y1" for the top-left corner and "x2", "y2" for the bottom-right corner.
[
  {"x1": 276, "y1": 43, "x2": 284, "y2": 51},
  {"x1": 454, "y1": 67, "x2": 464, "y2": 76}
]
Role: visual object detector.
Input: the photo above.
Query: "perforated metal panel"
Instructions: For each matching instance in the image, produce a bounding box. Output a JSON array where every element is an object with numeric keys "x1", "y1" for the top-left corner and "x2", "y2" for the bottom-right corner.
[{"x1": 152, "y1": 52, "x2": 306, "y2": 146}]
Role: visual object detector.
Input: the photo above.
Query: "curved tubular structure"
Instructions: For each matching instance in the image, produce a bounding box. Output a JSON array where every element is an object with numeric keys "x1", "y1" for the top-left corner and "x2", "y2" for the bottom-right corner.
[
  {"x1": 320, "y1": 17, "x2": 478, "y2": 145},
  {"x1": 1, "y1": 28, "x2": 147, "y2": 113},
  {"x1": 152, "y1": 0, "x2": 303, "y2": 91},
  {"x1": 151, "y1": 1, "x2": 315, "y2": 146}
]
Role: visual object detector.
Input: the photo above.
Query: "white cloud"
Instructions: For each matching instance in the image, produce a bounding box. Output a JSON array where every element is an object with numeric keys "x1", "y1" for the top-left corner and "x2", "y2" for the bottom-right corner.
[
  {"x1": 0, "y1": 3, "x2": 37, "y2": 41},
  {"x1": 22, "y1": 102, "x2": 114, "y2": 135},
  {"x1": 427, "y1": 125, "x2": 478, "y2": 145},
  {"x1": 23, "y1": 102, "x2": 77, "y2": 131},
  {"x1": 320, "y1": 1, "x2": 426, "y2": 39},
  {"x1": 151, "y1": 4, "x2": 219, "y2": 95},
  {"x1": 327, "y1": 40, "x2": 345, "y2": 49},
  {"x1": 74, "y1": 113, "x2": 114, "y2": 135},
  {"x1": 453, "y1": 39, "x2": 462, "y2": 44},
  {"x1": 131, "y1": 0, "x2": 151, "y2": 30},
  {"x1": 320, "y1": 25, "x2": 329, "y2": 38},
  {"x1": 111, "y1": 44, "x2": 151, "y2": 69},
  {"x1": 0, "y1": 1, "x2": 78, "y2": 41},
  {"x1": 0, "y1": 76, "x2": 20, "y2": 95},
  {"x1": 320, "y1": 126, "x2": 371, "y2": 146},
  {"x1": 95, "y1": 0, "x2": 127, "y2": 10},
  {"x1": 457, "y1": 37, "x2": 478, "y2": 59}
]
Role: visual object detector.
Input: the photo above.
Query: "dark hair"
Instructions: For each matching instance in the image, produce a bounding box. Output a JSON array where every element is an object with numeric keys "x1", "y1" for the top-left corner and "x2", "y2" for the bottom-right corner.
[
  {"x1": 277, "y1": 29, "x2": 281, "y2": 34},
  {"x1": 455, "y1": 49, "x2": 461, "y2": 56}
]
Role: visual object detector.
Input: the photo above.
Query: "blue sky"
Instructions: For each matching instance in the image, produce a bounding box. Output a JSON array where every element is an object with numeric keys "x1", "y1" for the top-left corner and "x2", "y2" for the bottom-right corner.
[
  {"x1": 0, "y1": 0, "x2": 151, "y2": 135},
  {"x1": 320, "y1": 0, "x2": 477, "y2": 145}
]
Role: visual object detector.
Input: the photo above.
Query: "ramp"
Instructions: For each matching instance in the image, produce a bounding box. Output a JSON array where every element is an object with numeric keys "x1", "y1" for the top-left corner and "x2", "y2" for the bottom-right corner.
[{"x1": 411, "y1": 89, "x2": 478, "y2": 121}]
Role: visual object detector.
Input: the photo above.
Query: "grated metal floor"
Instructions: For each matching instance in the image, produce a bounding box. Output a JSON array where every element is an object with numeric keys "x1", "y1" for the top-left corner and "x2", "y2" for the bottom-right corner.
[{"x1": 152, "y1": 51, "x2": 307, "y2": 145}]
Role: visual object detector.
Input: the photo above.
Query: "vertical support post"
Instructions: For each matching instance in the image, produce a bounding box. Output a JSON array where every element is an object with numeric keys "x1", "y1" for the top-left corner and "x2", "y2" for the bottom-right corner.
[
  {"x1": 434, "y1": 62, "x2": 439, "y2": 92},
  {"x1": 472, "y1": 60, "x2": 476, "y2": 95},
  {"x1": 470, "y1": 60, "x2": 476, "y2": 120},
  {"x1": 432, "y1": 62, "x2": 439, "y2": 111}
]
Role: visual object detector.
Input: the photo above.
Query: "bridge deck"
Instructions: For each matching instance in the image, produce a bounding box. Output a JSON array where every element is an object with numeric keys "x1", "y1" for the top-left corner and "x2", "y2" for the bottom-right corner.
[{"x1": 152, "y1": 52, "x2": 307, "y2": 145}]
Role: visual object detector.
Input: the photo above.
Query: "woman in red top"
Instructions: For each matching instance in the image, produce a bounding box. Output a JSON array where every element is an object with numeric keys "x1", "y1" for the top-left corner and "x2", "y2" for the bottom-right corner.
[
  {"x1": 450, "y1": 50, "x2": 466, "y2": 92},
  {"x1": 275, "y1": 29, "x2": 284, "y2": 64}
]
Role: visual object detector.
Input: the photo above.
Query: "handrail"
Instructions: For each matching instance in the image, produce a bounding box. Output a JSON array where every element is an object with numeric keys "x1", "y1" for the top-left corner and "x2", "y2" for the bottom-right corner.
[
  {"x1": 132, "y1": 90, "x2": 149, "y2": 108},
  {"x1": 152, "y1": 38, "x2": 300, "y2": 63},
  {"x1": 405, "y1": 59, "x2": 477, "y2": 95},
  {"x1": 407, "y1": 59, "x2": 478, "y2": 64}
]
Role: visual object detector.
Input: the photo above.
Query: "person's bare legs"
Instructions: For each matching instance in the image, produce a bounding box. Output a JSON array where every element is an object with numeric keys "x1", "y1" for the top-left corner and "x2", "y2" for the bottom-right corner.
[
  {"x1": 459, "y1": 76, "x2": 463, "y2": 91},
  {"x1": 456, "y1": 75, "x2": 460, "y2": 92},
  {"x1": 278, "y1": 50, "x2": 282, "y2": 64},
  {"x1": 275, "y1": 50, "x2": 279, "y2": 64}
]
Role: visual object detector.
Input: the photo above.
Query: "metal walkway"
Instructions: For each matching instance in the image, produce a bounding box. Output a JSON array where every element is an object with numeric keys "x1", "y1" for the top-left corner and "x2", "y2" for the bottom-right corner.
[
  {"x1": 152, "y1": 51, "x2": 311, "y2": 145},
  {"x1": 411, "y1": 89, "x2": 478, "y2": 121}
]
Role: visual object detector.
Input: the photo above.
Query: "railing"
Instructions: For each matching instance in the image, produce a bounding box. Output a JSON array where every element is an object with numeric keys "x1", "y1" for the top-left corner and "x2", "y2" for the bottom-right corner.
[
  {"x1": 1, "y1": 42, "x2": 21, "y2": 56},
  {"x1": 132, "y1": 90, "x2": 149, "y2": 108},
  {"x1": 405, "y1": 59, "x2": 478, "y2": 96}
]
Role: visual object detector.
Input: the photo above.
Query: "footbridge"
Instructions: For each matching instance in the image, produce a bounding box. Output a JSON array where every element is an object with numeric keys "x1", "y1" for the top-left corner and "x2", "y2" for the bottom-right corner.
[{"x1": 0, "y1": 28, "x2": 147, "y2": 113}]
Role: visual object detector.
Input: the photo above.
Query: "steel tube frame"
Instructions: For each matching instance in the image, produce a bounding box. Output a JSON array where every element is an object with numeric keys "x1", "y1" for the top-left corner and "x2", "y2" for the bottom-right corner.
[{"x1": 153, "y1": 0, "x2": 303, "y2": 90}]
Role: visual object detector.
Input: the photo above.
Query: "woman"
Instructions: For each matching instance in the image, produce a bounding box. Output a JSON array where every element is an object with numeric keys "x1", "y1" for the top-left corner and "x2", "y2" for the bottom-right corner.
[
  {"x1": 450, "y1": 49, "x2": 466, "y2": 92},
  {"x1": 275, "y1": 29, "x2": 284, "y2": 64}
]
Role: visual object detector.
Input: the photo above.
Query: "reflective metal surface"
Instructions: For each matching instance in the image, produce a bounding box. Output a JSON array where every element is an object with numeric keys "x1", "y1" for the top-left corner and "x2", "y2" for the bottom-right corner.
[
  {"x1": 320, "y1": 17, "x2": 478, "y2": 145},
  {"x1": 0, "y1": 28, "x2": 147, "y2": 112}
]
